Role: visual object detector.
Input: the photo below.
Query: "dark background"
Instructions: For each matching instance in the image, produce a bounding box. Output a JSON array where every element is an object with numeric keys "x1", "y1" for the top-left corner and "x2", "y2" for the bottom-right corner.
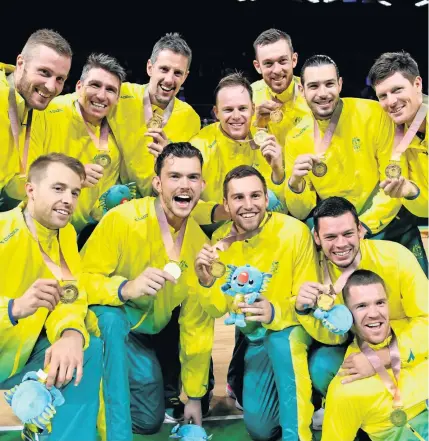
[{"x1": 2, "y1": 0, "x2": 427, "y2": 119}]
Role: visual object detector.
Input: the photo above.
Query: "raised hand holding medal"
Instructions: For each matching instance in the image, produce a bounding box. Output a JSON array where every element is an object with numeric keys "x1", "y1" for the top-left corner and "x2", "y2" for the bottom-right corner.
[{"x1": 23, "y1": 209, "x2": 79, "y2": 305}]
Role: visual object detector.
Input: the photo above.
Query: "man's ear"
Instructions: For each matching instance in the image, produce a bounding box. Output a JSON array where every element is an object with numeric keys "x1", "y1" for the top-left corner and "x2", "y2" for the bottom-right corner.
[{"x1": 152, "y1": 175, "x2": 161, "y2": 195}]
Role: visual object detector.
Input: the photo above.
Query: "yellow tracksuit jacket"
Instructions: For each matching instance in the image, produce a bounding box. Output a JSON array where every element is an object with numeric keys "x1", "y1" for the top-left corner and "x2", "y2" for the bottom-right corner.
[
  {"x1": 199, "y1": 212, "x2": 345, "y2": 441},
  {"x1": 80, "y1": 197, "x2": 213, "y2": 398},
  {"x1": 0, "y1": 204, "x2": 89, "y2": 382},
  {"x1": 108, "y1": 83, "x2": 201, "y2": 197},
  {"x1": 322, "y1": 322, "x2": 428, "y2": 441},
  {"x1": 298, "y1": 239, "x2": 428, "y2": 364},
  {"x1": 390, "y1": 119, "x2": 428, "y2": 218},
  {"x1": 251, "y1": 76, "x2": 311, "y2": 147},
  {"x1": 0, "y1": 76, "x2": 30, "y2": 200},
  {"x1": 285, "y1": 98, "x2": 400, "y2": 234},
  {"x1": 30, "y1": 93, "x2": 122, "y2": 233},
  {"x1": 190, "y1": 122, "x2": 286, "y2": 224}
]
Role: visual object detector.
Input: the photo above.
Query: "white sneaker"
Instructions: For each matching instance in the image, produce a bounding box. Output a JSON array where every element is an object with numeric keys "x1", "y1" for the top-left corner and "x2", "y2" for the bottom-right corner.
[
  {"x1": 226, "y1": 384, "x2": 243, "y2": 411},
  {"x1": 312, "y1": 407, "x2": 325, "y2": 431}
]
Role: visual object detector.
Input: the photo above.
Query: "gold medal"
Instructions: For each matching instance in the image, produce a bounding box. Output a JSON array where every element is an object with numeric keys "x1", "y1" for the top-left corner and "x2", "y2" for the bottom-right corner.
[
  {"x1": 147, "y1": 114, "x2": 163, "y2": 129},
  {"x1": 390, "y1": 408, "x2": 407, "y2": 427},
  {"x1": 317, "y1": 293, "x2": 335, "y2": 311},
  {"x1": 60, "y1": 282, "x2": 79, "y2": 304},
  {"x1": 163, "y1": 262, "x2": 182, "y2": 280},
  {"x1": 253, "y1": 130, "x2": 269, "y2": 147},
  {"x1": 93, "y1": 153, "x2": 111, "y2": 167},
  {"x1": 209, "y1": 260, "x2": 226, "y2": 278},
  {"x1": 270, "y1": 109, "x2": 283, "y2": 123},
  {"x1": 312, "y1": 161, "x2": 328, "y2": 177},
  {"x1": 385, "y1": 162, "x2": 402, "y2": 179}
]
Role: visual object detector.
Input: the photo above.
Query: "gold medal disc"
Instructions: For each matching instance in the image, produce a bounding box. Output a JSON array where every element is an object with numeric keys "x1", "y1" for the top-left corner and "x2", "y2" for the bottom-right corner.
[
  {"x1": 94, "y1": 153, "x2": 112, "y2": 167},
  {"x1": 312, "y1": 161, "x2": 328, "y2": 178},
  {"x1": 60, "y1": 283, "x2": 79, "y2": 304},
  {"x1": 317, "y1": 293, "x2": 335, "y2": 311},
  {"x1": 163, "y1": 262, "x2": 182, "y2": 280},
  {"x1": 385, "y1": 163, "x2": 402, "y2": 179},
  {"x1": 270, "y1": 109, "x2": 284, "y2": 123},
  {"x1": 210, "y1": 261, "x2": 226, "y2": 278},
  {"x1": 147, "y1": 115, "x2": 163, "y2": 129},
  {"x1": 254, "y1": 130, "x2": 269, "y2": 147},
  {"x1": 390, "y1": 408, "x2": 407, "y2": 427}
]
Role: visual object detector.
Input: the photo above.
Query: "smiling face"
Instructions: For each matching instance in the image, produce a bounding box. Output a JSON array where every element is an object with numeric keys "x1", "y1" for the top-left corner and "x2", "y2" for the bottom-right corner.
[
  {"x1": 76, "y1": 67, "x2": 120, "y2": 125},
  {"x1": 14, "y1": 45, "x2": 71, "y2": 110},
  {"x1": 346, "y1": 283, "x2": 390, "y2": 345},
  {"x1": 26, "y1": 162, "x2": 82, "y2": 230},
  {"x1": 214, "y1": 85, "x2": 254, "y2": 141},
  {"x1": 374, "y1": 72, "x2": 423, "y2": 126},
  {"x1": 315, "y1": 212, "x2": 365, "y2": 268},
  {"x1": 224, "y1": 175, "x2": 268, "y2": 233},
  {"x1": 253, "y1": 39, "x2": 297, "y2": 95},
  {"x1": 302, "y1": 64, "x2": 342, "y2": 120},
  {"x1": 147, "y1": 49, "x2": 189, "y2": 108},
  {"x1": 152, "y1": 155, "x2": 204, "y2": 227}
]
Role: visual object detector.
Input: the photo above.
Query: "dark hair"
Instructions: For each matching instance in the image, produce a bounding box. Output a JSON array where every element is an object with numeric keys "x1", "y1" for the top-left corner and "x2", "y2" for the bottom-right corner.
[
  {"x1": 150, "y1": 32, "x2": 192, "y2": 69},
  {"x1": 154, "y1": 142, "x2": 203, "y2": 176},
  {"x1": 313, "y1": 197, "x2": 359, "y2": 233},
  {"x1": 223, "y1": 165, "x2": 267, "y2": 199},
  {"x1": 214, "y1": 72, "x2": 253, "y2": 104},
  {"x1": 343, "y1": 269, "x2": 386, "y2": 306},
  {"x1": 22, "y1": 29, "x2": 72, "y2": 61},
  {"x1": 301, "y1": 54, "x2": 340, "y2": 86},
  {"x1": 368, "y1": 51, "x2": 420, "y2": 88},
  {"x1": 253, "y1": 28, "x2": 294, "y2": 57},
  {"x1": 80, "y1": 53, "x2": 126, "y2": 84},
  {"x1": 28, "y1": 153, "x2": 86, "y2": 182}
]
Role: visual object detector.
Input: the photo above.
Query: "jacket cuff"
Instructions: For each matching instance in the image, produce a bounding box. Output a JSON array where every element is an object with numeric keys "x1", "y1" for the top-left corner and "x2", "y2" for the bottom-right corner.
[
  {"x1": 61, "y1": 328, "x2": 86, "y2": 348},
  {"x1": 8, "y1": 299, "x2": 18, "y2": 326},
  {"x1": 404, "y1": 181, "x2": 420, "y2": 200},
  {"x1": 288, "y1": 179, "x2": 306, "y2": 194},
  {"x1": 295, "y1": 306, "x2": 312, "y2": 316},
  {"x1": 118, "y1": 280, "x2": 128, "y2": 303}
]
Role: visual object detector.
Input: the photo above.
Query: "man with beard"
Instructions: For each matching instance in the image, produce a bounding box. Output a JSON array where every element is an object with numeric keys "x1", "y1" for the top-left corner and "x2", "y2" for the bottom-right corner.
[
  {"x1": 294, "y1": 197, "x2": 427, "y2": 411},
  {"x1": 29, "y1": 53, "x2": 126, "y2": 235},
  {"x1": 0, "y1": 29, "x2": 72, "y2": 205},
  {"x1": 191, "y1": 72, "x2": 286, "y2": 226},
  {"x1": 194, "y1": 166, "x2": 345, "y2": 441},
  {"x1": 321, "y1": 270, "x2": 428, "y2": 441},
  {"x1": 0, "y1": 153, "x2": 102, "y2": 441},
  {"x1": 108, "y1": 33, "x2": 200, "y2": 199},
  {"x1": 285, "y1": 55, "x2": 428, "y2": 273},
  {"x1": 80, "y1": 143, "x2": 214, "y2": 440},
  {"x1": 369, "y1": 51, "x2": 428, "y2": 219},
  {"x1": 251, "y1": 28, "x2": 311, "y2": 148}
]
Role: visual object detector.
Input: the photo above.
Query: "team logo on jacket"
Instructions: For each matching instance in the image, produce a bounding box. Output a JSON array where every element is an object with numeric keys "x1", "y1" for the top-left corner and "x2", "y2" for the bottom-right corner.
[{"x1": 352, "y1": 137, "x2": 361, "y2": 152}]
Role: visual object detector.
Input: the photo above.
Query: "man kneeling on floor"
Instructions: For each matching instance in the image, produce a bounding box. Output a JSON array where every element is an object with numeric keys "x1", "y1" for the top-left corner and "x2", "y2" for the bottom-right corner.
[
  {"x1": 0, "y1": 153, "x2": 103, "y2": 441},
  {"x1": 322, "y1": 269, "x2": 428, "y2": 441}
]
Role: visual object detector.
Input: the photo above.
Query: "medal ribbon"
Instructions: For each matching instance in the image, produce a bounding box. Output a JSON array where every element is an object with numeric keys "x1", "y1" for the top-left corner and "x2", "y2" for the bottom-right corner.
[
  {"x1": 359, "y1": 334, "x2": 403, "y2": 409},
  {"x1": 391, "y1": 101, "x2": 428, "y2": 161},
  {"x1": 24, "y1": 209, "x2": 75, "y2": 282},
  {"x1": 269, "y1": 80, "x2": 299, "y2": 110},
  {"x1": 313, "y1": 99, "x2": 343, "y2": 156},
  {"x1": 8, "y1": 85, "x2": 33, "y2": 177},
  {"x1": 143, "y1": 86, "x2": 174, "y2": 128},
  {"x1": 75, "y1": 101, "x2": 110, "y2": 154},
  {"x1": 322, "y1": 256, "x2": 359, "y2": 295},
  {"x1": 213, "y1": 212, "x2": 273, "y2": 252},
  {"x1": 154, "y1": 197, "x2": 188, "y2": 262},
  {"x1": 218, "y1": 125, "x2": 260, "y2": 151}
]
